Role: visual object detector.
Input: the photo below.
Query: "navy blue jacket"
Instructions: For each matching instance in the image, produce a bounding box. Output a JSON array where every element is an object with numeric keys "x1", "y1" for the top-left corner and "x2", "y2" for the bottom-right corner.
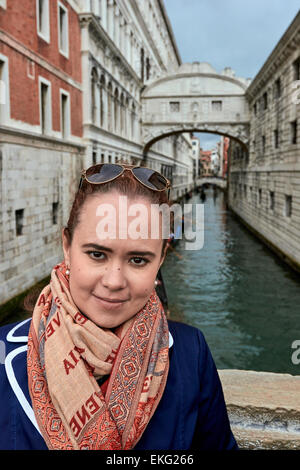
[{"x1": 0, "y1": 318, "x2": 238, "y2": 450}]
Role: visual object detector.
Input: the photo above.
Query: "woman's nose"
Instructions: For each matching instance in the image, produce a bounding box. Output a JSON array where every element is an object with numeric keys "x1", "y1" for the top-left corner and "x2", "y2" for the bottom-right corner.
[{"x1": 101, "y1": 264, "x2": 127, "y2": 290}]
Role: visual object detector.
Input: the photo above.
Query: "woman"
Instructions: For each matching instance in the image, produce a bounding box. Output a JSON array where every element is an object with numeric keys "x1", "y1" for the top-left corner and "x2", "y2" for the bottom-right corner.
[{"x1": 0, "y1": 163, "x2": 238, "y2": 450}]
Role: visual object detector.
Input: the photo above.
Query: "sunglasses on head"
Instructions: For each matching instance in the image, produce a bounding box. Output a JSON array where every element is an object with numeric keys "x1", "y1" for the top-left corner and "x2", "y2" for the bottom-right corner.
[{"x1": 78, "y1": 163, "x2": 171, "y2": 196}]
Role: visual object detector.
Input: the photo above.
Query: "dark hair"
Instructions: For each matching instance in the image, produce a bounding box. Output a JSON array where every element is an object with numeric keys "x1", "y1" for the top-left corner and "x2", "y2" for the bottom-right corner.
[{"x1": 24, "y1": 166, "x2": 172, "y2": 313}]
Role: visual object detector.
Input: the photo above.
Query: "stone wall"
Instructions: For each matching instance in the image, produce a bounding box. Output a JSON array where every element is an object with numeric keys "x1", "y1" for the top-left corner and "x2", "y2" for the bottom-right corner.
[
  {"x1": 219, "y1": 369, "x2": 300, "y2": 449},
  {"x1": 228, "y1": 11, "x2": 300, "y2": 272},
  {"x1": 0, "y1": 130, "x2": 84, "y2": 305}
]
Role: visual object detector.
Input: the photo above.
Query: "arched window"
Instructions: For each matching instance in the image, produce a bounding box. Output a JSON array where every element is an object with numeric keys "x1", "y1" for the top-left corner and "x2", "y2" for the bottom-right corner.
[
  {"x1": 100, "y1": 74, "x2": 105, "y2": 127},
  {"x1": 140, "y1": 48, "x2": 145, "y2": 82},
  {"x1": 131, "y1": 102, "x2": 136, "y2": 140},
  {"x1": 114, "y1": 88, "x2": 119, "y2": 132},
  {"x1": 107, "y1": 82, "x2": 112, "y2": 131},
  {"x1": 146, "y1": 57, "x2": 151, "y2": 80},
  {"x1": 91, "y1": 68, "x2": 98, "y2": 124},
  {"x1": 120, "y1": 92, "x2": 125, "y2": 135},
  {"x1": 125, "y1": 97, "x2": 129, "y2": 137}
]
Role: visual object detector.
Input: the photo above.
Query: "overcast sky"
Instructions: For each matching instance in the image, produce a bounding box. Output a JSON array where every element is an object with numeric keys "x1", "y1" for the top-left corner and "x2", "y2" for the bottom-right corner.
[{"x1": 163, "y1": 0, "x2": 300, "y2": 149}]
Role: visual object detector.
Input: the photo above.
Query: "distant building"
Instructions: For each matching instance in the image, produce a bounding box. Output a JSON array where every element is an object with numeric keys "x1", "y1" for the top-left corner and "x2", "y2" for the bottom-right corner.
[
  {"x1": 210, "y1": 147, "x2": 220, "y2": 176},
  {"x1": 216, "y1": 136, "x2": 229, "y2": 179},
  {"x1": 200, "y1": 149, "x2": 212, "y2": 176},
  {"x1": 191, "y1": 135, "x2": 200, "y2": 179}
]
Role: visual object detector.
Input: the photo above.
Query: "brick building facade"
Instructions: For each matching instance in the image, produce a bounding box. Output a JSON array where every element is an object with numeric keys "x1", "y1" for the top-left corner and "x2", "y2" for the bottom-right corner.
[{"x1": 0, "y1": 0, "x2": 84, "y2": 305}]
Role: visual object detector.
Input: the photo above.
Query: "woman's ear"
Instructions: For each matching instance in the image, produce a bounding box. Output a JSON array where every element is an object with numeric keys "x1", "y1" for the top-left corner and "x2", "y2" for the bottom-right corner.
[{"x1": 62, "y1": 228, "x2": 70, "y2": 266}]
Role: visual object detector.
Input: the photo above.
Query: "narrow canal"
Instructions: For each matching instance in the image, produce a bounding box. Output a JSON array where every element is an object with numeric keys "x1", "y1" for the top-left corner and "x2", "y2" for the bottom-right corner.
[{"x1": 162, "y1": 186, "x2": 300, "y2": 376}]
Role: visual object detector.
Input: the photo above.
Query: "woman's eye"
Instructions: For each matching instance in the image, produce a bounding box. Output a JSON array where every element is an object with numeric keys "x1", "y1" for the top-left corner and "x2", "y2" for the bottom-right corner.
[
  {"x1": 87, "y1": 251, "x2": 105, "y2": 260},
  {"x1": 130, "y1": 257, "x2": 149, "y2": 266}
]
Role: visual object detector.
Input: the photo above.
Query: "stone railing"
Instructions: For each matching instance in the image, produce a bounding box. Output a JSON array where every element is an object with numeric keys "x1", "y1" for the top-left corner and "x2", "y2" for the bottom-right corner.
[{"x1": 219, "y1": 369, "x2": 300, "y2": 450}]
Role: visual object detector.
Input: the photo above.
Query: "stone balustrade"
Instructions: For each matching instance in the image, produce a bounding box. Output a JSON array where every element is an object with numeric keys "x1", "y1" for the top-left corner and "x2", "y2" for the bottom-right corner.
[{"x1": 219, "y1": 369, "x2": 300, "y2": 449}]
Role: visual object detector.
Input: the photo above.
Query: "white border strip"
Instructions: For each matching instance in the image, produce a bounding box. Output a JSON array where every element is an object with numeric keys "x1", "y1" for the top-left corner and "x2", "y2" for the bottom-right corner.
[
  {"x1": 4, "y1": 345, "x2": 42, "y2": 435},
  {"x1": 6, "y1": 318, "x2": 31, "y2": 343}
]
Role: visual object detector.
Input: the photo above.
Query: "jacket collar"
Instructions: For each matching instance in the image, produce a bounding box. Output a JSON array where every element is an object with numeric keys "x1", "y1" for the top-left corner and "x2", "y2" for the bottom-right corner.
[{"x1": 4, "y1": 318, "x2": 41, "y2": 435}]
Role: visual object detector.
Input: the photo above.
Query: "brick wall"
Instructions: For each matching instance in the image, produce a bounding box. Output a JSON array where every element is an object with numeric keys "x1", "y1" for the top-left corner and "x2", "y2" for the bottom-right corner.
[{"x1": 0, "y1": 0, "x2": 83, "y2": 136}]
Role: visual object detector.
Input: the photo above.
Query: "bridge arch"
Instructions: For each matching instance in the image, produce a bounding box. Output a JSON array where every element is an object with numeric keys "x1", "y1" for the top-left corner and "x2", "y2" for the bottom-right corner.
[{"x1": 141, "y1": 62, "x2": 251, "y2": 154}]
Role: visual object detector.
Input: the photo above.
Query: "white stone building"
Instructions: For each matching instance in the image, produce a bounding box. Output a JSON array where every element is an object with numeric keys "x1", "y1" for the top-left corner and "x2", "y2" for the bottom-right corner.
[
  {"x1": 77, "y1": 0, "x2": 194, "y2": 192},
  {"x1": 210, "y1": 148, "x2": 220, "y2": 176},
  {"x1": 228, "y1": 11, "x2": 300, "y2": 272}
]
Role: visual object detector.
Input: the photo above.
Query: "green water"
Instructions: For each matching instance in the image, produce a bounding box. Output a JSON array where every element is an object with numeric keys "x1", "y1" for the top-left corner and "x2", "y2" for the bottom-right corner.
[{"x1": 162, "y1": 187, "x2": 300, "y2": 375}]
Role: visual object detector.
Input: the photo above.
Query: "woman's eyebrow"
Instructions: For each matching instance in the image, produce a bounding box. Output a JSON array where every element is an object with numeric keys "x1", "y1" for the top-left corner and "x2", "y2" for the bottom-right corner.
[
  {"x1": 81, "y1": 243, "x2": 156, "y2": 257},
  {"x1": 82, "y1": 243, "x2": 113, "y2": 252},
  {"x1": 127, "y1": 250, "x2": 156, "y2": 258}
]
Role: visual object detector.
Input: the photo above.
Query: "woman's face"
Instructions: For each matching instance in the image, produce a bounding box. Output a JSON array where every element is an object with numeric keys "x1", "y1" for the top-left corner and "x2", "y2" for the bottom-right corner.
[{"x1": 62, "y1": 191, "x2": 166, "y2": 328}]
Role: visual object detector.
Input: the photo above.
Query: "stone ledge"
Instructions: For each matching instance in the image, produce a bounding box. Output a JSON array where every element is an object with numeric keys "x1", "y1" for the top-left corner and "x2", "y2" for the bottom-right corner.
[
  {"x1": 231, "y1": 426, "x2": 300, "y2": 450},
  {"x1": 218, "y1": 369, "x2": 300, "y2": 450}
]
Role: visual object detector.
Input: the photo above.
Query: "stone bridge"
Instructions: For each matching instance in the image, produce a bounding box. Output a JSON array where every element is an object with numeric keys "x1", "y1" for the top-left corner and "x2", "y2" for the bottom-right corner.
[
  {"x1": 141, "y1": 62, "x2": 251, "y2": 155},
  {"x1": 196, "y1": 176, "x2": 227, "y2": 189}
]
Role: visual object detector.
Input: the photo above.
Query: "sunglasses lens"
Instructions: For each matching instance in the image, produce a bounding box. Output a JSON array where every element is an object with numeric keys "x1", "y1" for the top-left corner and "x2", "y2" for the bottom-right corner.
[
  {"x1": 86, "y1": 164, "x2": 123, "y2": 183},
  {"x1": 132, "y1": 167, "x2": 167, "y2": 190}
]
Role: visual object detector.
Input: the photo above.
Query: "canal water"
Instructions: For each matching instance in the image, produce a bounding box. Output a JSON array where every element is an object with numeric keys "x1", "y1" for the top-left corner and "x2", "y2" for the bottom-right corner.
[{"x1": 162, "y1": 186, "x2": 300, "y2": 376}]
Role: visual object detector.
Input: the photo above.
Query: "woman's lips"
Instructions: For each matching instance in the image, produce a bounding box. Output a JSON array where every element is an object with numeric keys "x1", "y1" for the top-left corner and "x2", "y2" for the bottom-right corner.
[{"x1": 92, "y1": 294, "x2": 129, "y2": 310}]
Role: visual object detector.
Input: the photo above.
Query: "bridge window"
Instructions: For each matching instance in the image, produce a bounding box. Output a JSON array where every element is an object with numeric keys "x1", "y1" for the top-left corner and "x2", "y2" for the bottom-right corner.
[
  {"x1": 170, "y1": 101, "x2": 180, "y2": 113},
  {"x1": 291, "y1": 120, "x2": 297, "y2": 144},
  {"x1": 212, "y1": 100, "x2": 222, "y2": 112},
  {"x1": 253, "y1": 102, "x2": 257, "y2": 115}
]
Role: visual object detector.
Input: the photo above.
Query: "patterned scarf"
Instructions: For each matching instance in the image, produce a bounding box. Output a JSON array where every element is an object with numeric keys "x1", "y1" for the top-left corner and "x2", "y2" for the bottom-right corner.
[{"x1": 27, "y1": 261, "x2": 169, "y2": 450}]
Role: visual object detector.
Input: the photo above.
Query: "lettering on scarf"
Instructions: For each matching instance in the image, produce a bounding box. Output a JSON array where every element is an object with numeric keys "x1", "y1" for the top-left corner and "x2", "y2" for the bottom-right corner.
[
  {"x1": 54, "y1": 296, "x2": 62, "y2": 308},
  {"x1": 45, "y1": 312, "x2": 61, "y2": 340},
  {"x1": 105, "y1": 348, "x2": 118, "y2": 364},
  {"x1": 38, "y1": 294, "x2": 46, "y2": 306},
  {"x1": 142, "y1": 375, "x2": 153, "y2": 393},
  {"x1": 63, "y1": 346, "x2": 85, "y2": 375},
  {"x1": 69, "y1": 391, "x2": 103, "y2": 438},
  {"x1": 74, "y1": 311, "x2": 88, "y2": 325}
]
